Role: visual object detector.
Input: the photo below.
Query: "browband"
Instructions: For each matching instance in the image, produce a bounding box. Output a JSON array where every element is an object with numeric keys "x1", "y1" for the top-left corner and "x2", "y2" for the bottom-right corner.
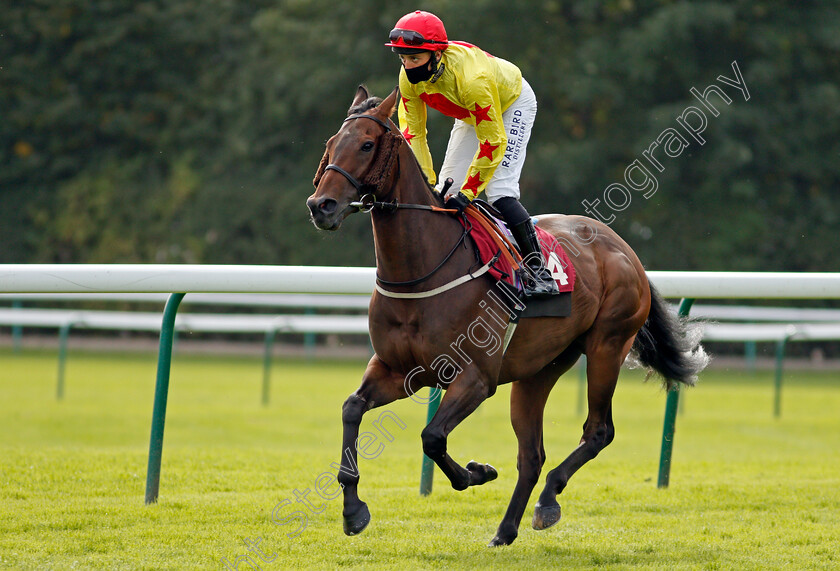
[{"x1": 344, "y1": 113, "x2": 393, "y2": 132}]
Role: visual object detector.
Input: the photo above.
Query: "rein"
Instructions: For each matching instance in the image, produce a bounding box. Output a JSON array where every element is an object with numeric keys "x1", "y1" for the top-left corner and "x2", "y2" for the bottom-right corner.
[
  {"x1": 376, "y1": 215, "x2": 472, "y2": 288},
  {"x1": 349, "y1": 193, "x2": 455, "y2": 214}
]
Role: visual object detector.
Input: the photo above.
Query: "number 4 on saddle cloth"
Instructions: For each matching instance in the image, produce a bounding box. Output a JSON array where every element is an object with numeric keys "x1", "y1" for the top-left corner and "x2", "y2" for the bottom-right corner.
[{"x1": 461, "y1": 200, "x2": 576, "y2": 319}]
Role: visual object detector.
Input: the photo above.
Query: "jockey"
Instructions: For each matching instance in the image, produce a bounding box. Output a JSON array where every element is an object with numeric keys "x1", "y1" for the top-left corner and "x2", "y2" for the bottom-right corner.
[{"x1": 385, "y1": 10, "x2": 559, "y2": 297}]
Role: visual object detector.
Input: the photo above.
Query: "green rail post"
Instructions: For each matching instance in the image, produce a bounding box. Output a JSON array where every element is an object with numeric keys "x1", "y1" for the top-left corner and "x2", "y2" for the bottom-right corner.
[
  {"x1": 773, "y1": 336, "x2": 789, "y2": 418},
  {"x1": 56, "y1": 323, "x2": 72, "y2": 400},
  {"x1": 419, "y1": 387, "x2": 442, "y2": 496},
  {"x1": 657, "y1": 297, "x2": 695, "y2": 489},
  {"x1": 12, "y1": 299, "x2": 22, "y2": 353},
  {"x1": 304, "y1": 307, "x2": 316, "y2": 360},
  {"x1": 262, "y1": 328, "x2": 277, "y2": 406},
  {"x1": 576, "y1": 355, "x2": 587, "y2": 415},
  {"x1": 745, "y1": 340, "x2": 757, "y2": 374},
  {"x1": 145, "y1": 292, "x2": 185, "y2": 505}
]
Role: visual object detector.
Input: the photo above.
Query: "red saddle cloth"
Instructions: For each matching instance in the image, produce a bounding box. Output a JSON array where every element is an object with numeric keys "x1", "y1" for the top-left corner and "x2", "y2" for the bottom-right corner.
[{"x1": 463, "y1": 211, "x2": 576, "y2": 293}]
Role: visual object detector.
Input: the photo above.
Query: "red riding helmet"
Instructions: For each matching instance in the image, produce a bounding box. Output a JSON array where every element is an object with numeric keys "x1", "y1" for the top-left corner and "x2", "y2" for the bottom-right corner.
[{"x1": 385, "y1": 10, "x2": 449, "y2": 54}]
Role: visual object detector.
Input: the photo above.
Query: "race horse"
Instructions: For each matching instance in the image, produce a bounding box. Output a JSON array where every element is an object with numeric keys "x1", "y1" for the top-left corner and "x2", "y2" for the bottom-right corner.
[{"x1": 306, "y1": 86, "x2": 708, "y2": 546}]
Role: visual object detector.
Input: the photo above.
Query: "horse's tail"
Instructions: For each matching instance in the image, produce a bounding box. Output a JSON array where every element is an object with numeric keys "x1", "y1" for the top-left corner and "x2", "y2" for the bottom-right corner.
[{"x1": 629, "y1": 282, "x2": 710, "y2": 390}]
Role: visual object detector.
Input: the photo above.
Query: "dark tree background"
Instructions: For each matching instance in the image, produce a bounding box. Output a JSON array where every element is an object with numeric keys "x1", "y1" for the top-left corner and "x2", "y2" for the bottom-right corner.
[{"x1": 2, "y1": 1, "x2": 838, "y2": 271}]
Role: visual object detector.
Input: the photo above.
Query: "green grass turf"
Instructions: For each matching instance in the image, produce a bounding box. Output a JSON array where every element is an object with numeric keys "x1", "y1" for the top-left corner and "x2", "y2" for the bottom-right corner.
[{"x1": 1, "y1": 348, "x2": 838, "y2": 569}]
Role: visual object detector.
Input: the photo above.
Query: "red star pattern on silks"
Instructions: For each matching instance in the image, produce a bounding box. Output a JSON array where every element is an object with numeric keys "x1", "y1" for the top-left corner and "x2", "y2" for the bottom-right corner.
[
  {"x1": 401, "y1": 96, "x2": 410, "y2": 113},
  {"x1": 402, "y1": 127, "x2": 415, "y2": 145},
  {"x1": 477, "y1": 139, "x2": 499, "y2": 161},
  {"x1": 470, "y1": 103, "x2": 492, "y2": 124},
  {"x1": 462, "y1": 171, "x2": 484, "y2": 195}
]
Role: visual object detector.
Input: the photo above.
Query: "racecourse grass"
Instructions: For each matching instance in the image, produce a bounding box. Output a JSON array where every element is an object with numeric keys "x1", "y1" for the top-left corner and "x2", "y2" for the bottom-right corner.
[{"x1": 1, "y1": 347, "x2": 838, "y2": 570}]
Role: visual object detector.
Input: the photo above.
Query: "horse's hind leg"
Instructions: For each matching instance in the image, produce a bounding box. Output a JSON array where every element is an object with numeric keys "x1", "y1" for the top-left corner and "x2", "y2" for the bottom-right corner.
[
  {"x1": 338, "y1": 355, "x2": 409, "y2": 536},
  {"x1": 533, "y1": 336, "x2": 633, "y2": 530},
  {"x1": 489, "y1": 350, "x2": 579, "y2": 547}
]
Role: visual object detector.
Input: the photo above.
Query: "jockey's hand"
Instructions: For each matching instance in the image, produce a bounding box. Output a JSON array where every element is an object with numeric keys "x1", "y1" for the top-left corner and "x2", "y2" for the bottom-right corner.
[{"x1": 444, "y1": 191, "x2": 471, "y2": 214}]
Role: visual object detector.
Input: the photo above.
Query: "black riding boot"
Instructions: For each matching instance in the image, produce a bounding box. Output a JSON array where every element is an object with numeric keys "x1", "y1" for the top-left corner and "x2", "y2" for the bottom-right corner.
[{"x1": 509, "y1": 218, "x2": 560, "y2": 297}]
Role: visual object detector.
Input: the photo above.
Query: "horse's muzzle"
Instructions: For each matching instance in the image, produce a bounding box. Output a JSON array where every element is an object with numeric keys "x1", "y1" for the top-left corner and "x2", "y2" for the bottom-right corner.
[{"x1": 307, "y1": 196, "x2": 342, "y2": 230}]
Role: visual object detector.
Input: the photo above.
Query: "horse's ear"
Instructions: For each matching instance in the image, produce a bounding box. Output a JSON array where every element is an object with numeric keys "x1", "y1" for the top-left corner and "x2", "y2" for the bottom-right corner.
[
  {"x1": 350, "y1": 85, "x2": 370, "y2": 113},
  {"x1": 377, "y1": 86, "x2": 400, "y2": 120}
]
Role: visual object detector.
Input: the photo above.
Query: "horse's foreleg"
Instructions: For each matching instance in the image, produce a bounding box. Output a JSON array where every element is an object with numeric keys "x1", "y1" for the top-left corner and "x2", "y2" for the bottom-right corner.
[
  {"x1": 337, "y1": 392, "x2": 371, "y2": 535},
  {"x1": 420, "y1": 374, "x2": 496, "y2": 492},
  {"x1": 338, "y1": 355, "x2": 407, "y2": 536},
  {"x1": 533, "y1": 340, "x2": 628, "y2": 531}
]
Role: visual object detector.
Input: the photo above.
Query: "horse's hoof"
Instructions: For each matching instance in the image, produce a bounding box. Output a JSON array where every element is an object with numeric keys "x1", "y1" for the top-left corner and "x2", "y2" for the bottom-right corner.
[
  {"x1": 488, "y1": 524, "x2": 517, "y2": 547},
  {"x1": 466, "y1": 460, "x2": 499, "y2": 486},
  {"x1": 343, "y1": 502, "x2": 371, "y2": 536},
  {"x1": 487, "y1": 533, "x2": 516, "y2": 547},
  {"x1": 532, "y1": 501, "x2": 562, "y2": 530}
]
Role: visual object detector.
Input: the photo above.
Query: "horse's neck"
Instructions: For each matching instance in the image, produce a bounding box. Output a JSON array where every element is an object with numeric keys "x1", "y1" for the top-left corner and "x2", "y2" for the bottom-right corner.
[{"x1": 371, "y1": 152, "x2": 467, "y2": 285}]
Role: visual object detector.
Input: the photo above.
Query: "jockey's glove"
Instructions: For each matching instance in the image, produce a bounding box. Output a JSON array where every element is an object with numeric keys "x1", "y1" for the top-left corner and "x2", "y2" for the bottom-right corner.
[{"x1": 444, "y1": 191, "x2": 471, "y2": 214}]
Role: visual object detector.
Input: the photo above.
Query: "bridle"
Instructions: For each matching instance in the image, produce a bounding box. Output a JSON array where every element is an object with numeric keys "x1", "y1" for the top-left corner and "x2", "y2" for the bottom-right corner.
[
  {"x1": 321, "y1": 113, "x2": 456, "y2": 214},
  {"x1": 317, "y1": 111, "x2": 498, "y2": 298},
  {"x1": 322, "y1": 113, "x2": 394, "y2": 211}
]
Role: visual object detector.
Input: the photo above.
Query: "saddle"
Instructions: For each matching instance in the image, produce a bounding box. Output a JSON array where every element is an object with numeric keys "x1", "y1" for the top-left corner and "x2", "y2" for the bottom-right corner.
[{"x1": 461, "y1": 200, "x2": 575, "y2": 318}]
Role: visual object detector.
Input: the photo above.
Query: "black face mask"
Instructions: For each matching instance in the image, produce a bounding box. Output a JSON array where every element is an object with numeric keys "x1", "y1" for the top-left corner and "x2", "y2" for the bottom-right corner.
[{"x1": 404, "y1": 61, "x2": 436, "y2": 84}]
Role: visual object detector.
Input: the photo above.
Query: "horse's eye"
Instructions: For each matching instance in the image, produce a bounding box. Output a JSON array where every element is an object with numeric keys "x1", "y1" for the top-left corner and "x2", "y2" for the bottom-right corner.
[{"x1": 361, "y1": 141, "x2": 375, "y2": 152}]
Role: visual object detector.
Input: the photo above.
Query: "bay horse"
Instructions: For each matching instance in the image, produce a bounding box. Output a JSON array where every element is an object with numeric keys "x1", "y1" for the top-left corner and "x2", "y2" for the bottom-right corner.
[{"x1": 306, "y1": 86, "x2": 708, "y2": 546}]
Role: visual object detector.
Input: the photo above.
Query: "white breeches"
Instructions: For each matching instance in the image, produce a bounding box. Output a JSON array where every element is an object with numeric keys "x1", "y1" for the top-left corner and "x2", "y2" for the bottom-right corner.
[{"x1": 435, "y1": 79, "x2": 537, "y2": 202}]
